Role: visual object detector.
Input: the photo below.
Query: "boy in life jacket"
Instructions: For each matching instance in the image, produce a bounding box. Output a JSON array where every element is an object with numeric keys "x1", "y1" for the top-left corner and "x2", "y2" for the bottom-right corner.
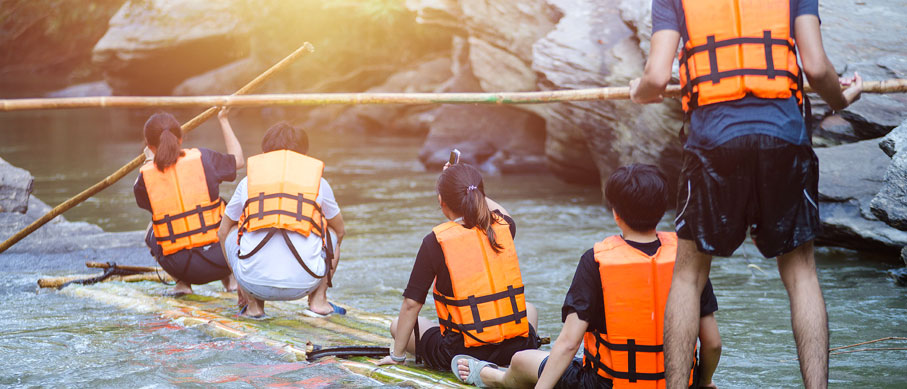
[
  {"x1": 134, "y1": 109, "x2": 244, "y2": 296},
  {"x1": 453, "y1": 164, "x2": 722, "y2": 389},
  {"x1": 217, "y1": 122, "x2": 346, "y2": 319}
]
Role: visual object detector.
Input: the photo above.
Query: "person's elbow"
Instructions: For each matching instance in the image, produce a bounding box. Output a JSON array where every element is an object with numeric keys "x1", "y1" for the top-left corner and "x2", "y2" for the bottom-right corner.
[
  {"x1": 643, "y1": 65, "x2": 672, "y2": 90},
  {"x1": 800, "y1": 59, "x2": 833, "y2": 85},
  {"x1": 701, "y1": 335, "x2": 722, "y2": 356},
  {"x1": 233, "y1": 155, "x2": 245, "y2": 170}
]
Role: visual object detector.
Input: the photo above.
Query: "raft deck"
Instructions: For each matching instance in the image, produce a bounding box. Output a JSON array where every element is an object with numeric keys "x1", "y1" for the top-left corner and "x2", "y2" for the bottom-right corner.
[{"x1": 59, "y1": 280, "x2": 468, "y2": 388}]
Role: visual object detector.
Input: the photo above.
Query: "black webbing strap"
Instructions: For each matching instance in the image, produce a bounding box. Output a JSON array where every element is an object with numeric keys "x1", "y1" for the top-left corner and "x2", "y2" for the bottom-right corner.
[
  {"x1": 437, "y1": 310, "x2": 527, "y2": 333},
  {"x1": 706, "y1": 35, "x2": 720, "y2": 85},
  {"x1": 238, "y1": 192, "x2": 324, "y2": 237},
  {"x1": 152, "y1": 199, "x2": 224, "y2": 243},
  {"x1": 280, "y1": 229, "x2": 325, "y2": 280},
  {"x1": 763, "y1": 30, "x2": 775, "y2": 79},
  {"x1": 583, "y1": 348, "x2": 665, "y2": 382},
  {"x1": 237, "y1": 229, "x2": 277, "y2": 259},
  {"x1": 432, "y1": 286, "x2": 525, "y2": 307},
  {"x1": 323, "y1": 228, "x2": 334, "y2": 288},
  {"x1": 679, "y1": 35, "x2": 794, "y2": 64},
  {"x1": 684, "y1": 69, "x2": 798, "y2": 90},
  {"x1": 587, "y1": 331, "x2": 664, "y2": 383}
]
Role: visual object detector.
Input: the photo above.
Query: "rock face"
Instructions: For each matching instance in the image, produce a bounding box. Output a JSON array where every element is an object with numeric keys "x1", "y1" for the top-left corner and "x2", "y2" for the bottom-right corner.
[
  {"x1": 533, "y1": 0, "x2": 683, "y2": 190},
  {"x1": 0, "y1": 157, "x2": 33, "y2": 214},
  {"x1": 815, "y1": 139, "x2": 907, "y2": 252},
  {"x1": 93, "y1": 0, "x2": 250, "y2": 95},
  {"x1": 870, "y1": 120, "x2": 907, "y2": 231}
]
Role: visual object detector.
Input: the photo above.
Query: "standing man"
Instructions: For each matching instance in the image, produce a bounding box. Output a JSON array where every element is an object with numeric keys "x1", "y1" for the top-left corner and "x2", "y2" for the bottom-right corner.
[{"x1": 629, "y1": 0, "x2": 862, "y2": 388}]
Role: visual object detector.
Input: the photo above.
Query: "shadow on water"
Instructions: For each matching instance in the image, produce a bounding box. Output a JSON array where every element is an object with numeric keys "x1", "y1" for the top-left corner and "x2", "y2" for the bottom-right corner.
[{"x1": 1, "y1": 109, "x2": 906, "y2": 387}]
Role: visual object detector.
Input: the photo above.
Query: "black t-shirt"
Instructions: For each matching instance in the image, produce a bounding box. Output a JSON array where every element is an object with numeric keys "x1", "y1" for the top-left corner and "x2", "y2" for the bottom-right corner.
[
  {"x1": 133, "y1": 147, "x2": 237, "y2": 212},
  {"x1": 402, "y1": 211, "x2": 516, "y2": 304},
  {"x1": 561, "y1": 236, "x2": 718, "y2": 334}
]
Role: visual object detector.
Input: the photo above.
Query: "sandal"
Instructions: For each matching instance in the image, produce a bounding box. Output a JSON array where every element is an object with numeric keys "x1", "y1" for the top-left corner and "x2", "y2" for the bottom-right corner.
[
  {"x1": 302, "y1": 302, "x2": 347, "y2": 318},
  {"x1": 237, "y1": 304, "x2": 267, "y2": 320},
  {"x1": 451, "y1": 354, "x2": 499, "y2": 388}
]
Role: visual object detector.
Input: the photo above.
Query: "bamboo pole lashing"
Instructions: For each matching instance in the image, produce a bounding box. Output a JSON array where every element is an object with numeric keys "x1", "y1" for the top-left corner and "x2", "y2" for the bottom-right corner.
[
  {"x1": 0, "y1": 79, "x2": 904, "y2": 111},
  {"x1": 0, "y1": 42, "x2": 315, "y2": 255}
]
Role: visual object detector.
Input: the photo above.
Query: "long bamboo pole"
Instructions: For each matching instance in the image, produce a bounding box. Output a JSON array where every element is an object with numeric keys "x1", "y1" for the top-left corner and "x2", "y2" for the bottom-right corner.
[
  {"x1": 0, "y1": 42, "x2": 315, "y2": 255},
  {"x1": 0, "y1": 79, "x2": 905, "y2": 111}
]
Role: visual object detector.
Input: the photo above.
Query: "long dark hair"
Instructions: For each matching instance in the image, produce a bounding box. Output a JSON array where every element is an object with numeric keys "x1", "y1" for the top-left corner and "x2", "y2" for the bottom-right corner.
[
  {"x1": 143, "y1": 112, "x2": 184, "y2": 172},
  {"x1": 437, "y1": 164, "x2": 504, "y2": 253}
]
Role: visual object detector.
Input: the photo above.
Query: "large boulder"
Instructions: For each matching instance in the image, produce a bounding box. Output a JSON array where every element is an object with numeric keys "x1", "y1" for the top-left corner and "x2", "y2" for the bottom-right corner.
[
  {"x1": 870, "y1": 120, "x2": 907, "y2": 230},
  {"x1": 92, "y1": 0, "x2": 251, "y2": 95},
  {"x1": 532, "y1": 0, "x2": 683, "y2": 190},
  {"x1": 0, "y1": 157, "x2": 33, "y2": 214},
  {"x1": 815, "y1": 139, "x2": 907, "y2": 252}
]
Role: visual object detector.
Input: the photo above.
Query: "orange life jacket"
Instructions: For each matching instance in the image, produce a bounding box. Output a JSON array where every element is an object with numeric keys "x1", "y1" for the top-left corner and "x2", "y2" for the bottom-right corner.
[
  {"x1": 432, "y1": 218, "x2": 529, "y2": 348},
  {"x1": 678, "y1": 0, "x2": 802, "y2": 112},
  {"x1": 582, "y1": 232, "x2": 697, "y2": 388},
  {"x1": 238, "y1": 150, "x2": 327, "y2": 280},
  {"x1": 141, "y1": 148, "x2": 224, "y2": 256}
]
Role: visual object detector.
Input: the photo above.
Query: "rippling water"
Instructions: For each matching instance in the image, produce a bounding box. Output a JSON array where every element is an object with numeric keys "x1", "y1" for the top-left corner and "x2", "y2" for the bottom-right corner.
[{"x1": 1, "y1": 110, "x2": 905, "y2": 387}]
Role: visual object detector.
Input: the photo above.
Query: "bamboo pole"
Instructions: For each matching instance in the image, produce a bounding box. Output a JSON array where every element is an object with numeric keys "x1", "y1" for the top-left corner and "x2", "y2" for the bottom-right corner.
[
  {"x1": 0, "y1": 42, "x2": 315, "y2": 255},
  {"x1": 85, "y1": 261, "x2": 162, "y2": 273},
  {"x1": 0, "y1": 79, "x2": 904, "y2": 111},
  {"x1": 37, "y1": 271, "x2": 174, "y2": 288}
]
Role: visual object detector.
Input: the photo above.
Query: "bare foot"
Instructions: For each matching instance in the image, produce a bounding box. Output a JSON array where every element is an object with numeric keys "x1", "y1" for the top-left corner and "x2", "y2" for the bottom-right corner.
[
  {"x1": 168, "y1": 281, "x2": 193, "y2": 296},
  {"x1": 457, "y1": 358, "x2": 472, "y2": 381}
]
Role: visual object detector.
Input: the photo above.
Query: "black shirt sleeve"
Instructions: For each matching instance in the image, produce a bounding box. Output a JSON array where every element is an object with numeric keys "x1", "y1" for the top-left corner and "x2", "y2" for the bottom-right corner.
[
  {"x1": 199, "y1": 148, "x2": 237, "y2": 200},
  {"x1": 402, "y1": 231, "x2": 445, "y2": 305},
  {"x1": 134, "y1": 172, "x2": 151, "y2": 213},
  {"x1": 561, "y1": 248, "x2": 605, "y2": 332}
]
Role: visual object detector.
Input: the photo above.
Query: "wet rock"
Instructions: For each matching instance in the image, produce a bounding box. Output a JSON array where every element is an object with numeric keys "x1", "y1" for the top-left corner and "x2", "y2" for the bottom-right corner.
[
  {"x1": 532, "y1": 0, "x2": 683, "y2": 190},
  {"x1": 92, "y1": 0, "x2": 250, "y2": 95},
  {"x1": 902, "y1": 246, "x2": 907, "y2": 265},
  {"x1": 468, "y1": 37, "x2": 536, "y2": 92},
  {"x1": 418, "y1": 104, "x2": 547, "y2": 173},
  {"x1": 0, "y1": 157, "x2": 33, "y2": 214},
  {"x1": 812, "y1": 114, "x2": 860, "y2": 147},
  {"x1": 889, "y1": 267, "x2": 907, "y2": 287},
  {"x1": 879, "y1": 119, "x2": 907, "y2": 158},
  {"x1": 173, "y1": 57, "x2": 261, "y2": 96},
  {"x1": 45, "y1": 81, "x2": 113, "y2": 98},
  {"x1": 815, "y1": 139, "x2": 907, "y2": 252},
  {"x1": 870, "y1": 120, "x2": 907, "y2": 231}
]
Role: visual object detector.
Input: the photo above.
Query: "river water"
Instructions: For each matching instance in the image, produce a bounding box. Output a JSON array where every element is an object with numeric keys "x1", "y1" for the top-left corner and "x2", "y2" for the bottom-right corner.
[{"x1": 0, "y1": 109, "x2": 905, "y2": 387}]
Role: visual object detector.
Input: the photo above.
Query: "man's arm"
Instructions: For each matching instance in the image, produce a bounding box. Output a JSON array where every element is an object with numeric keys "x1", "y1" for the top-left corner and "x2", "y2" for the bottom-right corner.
[
  {"x1": 794, "y1": 15, "x2": 862, "y2": 110},
  {"x1": 698, "y1": 313, "x2": 722, "y2": 388},
  {"x1": 630, "y1": 30, "x2": 681, "y2": 104},
  {"x1": 536, "y1": 312, "x2": 589, "y2": 389}
]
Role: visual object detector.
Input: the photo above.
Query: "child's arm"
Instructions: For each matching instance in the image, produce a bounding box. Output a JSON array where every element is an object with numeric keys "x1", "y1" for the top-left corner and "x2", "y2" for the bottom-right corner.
[
  {"x1": 536, "y1": 312, "x2": 588, "y2": 389},
  {"x1": 698, "y1": 312, "x2": 722, "y2": 388},
  {"x1": 217, "y1": 108, "x2": 245, "y2": 169}
]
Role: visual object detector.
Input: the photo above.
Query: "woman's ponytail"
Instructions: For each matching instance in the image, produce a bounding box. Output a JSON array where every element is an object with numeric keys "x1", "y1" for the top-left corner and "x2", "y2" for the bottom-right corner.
[
  {"x1": 438, "y1": 164, "x2": 504, "y2": 253},
  {"x1": 143, "y1": 112, "x2": 184, "y2": 172}
]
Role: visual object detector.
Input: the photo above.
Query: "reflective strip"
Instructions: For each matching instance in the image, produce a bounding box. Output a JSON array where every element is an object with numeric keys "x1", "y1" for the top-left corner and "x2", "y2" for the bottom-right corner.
[
  {"x1": 675, "y1": 180, "x2": 692, "y2": 225},
  {"x1": 803, "y1": 189, "x2": 818, "y2": 210}
]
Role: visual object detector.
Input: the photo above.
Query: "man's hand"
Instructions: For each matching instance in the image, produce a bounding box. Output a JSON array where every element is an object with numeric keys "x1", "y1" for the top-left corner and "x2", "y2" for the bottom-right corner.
[
  {"x1": 630, "y1": 78, "x2": 664, "y2": 104},
  {"x1": 840, "y1": 72, "x2": 863, "y2": 107}
]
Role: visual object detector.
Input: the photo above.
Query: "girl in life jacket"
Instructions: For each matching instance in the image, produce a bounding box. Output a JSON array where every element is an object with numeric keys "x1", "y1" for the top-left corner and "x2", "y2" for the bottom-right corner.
[
  {"x1": 377, "y1": 163, "x2": 541, "y2": 370},
  {"x1": 133, "y1": 109, "x2": 244, "y2": 296},
  {"x1": 217, "y1": 123, "x2": 346, "y2": 319}
]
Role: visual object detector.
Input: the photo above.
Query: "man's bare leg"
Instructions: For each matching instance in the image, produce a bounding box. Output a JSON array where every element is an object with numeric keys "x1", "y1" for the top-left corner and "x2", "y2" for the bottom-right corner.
[
  {"x1": 308, "y1": 253, "x2": 340, "y2": 314},
  {"x1": 665, "y1": 238, "x2": 712, "y2": 388},
  {"x1": 777, "y1": 241, "x2": 827, "y2": 389},
  {"x1": 221, "y1": 274, "x2": 237, "y2": 292},
  {"x1": 456, "y1": 349, "x2": 549, "y2": 388}
]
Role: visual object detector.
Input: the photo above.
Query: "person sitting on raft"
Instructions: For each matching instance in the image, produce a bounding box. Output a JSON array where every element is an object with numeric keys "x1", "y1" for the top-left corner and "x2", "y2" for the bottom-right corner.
[
  {"x1": 377, "y1": 163, "x2": 541, "y2": 369},
  {"x1": 453, "y1": 164, "x2": 722, "y2": 388},
  {"x1": 217, "y1": 122, "x2": 346, "y2": 319},
  {"x1": 134, "y1": 109, "x2": 244, "y2": 296}
]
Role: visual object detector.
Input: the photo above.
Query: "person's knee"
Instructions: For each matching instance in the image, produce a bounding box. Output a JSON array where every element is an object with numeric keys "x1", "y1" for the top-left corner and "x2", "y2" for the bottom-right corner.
[{"x1": 389, "y1": 317, "x2": 399, "y2": 338}]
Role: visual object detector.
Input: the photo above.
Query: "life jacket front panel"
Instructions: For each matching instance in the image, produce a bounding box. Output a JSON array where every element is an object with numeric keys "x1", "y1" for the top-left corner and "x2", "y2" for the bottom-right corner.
[
  {"x1": 678, "y1": 0, "x2": 801, "y2": 112},
  {"x1": 240, "y1": 150, "x2": 325, "y2": 238},
  {"x1": 582, "y1": 232, "x2": 694, "y2": 388},
  {"x1": 432, "y1": 219, "x2": 528, "y2": 348},
  {"x1": 141, "y1": 148, "x2": 224, "y2": 255}
]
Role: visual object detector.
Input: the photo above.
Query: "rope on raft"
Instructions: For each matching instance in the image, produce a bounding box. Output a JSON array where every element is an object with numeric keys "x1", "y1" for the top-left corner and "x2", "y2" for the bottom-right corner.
[
  {"x1": 780, "y1": 337, "x2": 907, "y2": 362},
  {"x1": 0, "y1": 79, "x2": 905, "y2": 111}
]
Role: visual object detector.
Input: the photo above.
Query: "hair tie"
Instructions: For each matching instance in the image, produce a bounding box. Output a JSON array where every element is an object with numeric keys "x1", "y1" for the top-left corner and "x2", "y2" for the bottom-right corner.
[{"x1": 466, "y1": 185, "x2": 477, "y2": 191}]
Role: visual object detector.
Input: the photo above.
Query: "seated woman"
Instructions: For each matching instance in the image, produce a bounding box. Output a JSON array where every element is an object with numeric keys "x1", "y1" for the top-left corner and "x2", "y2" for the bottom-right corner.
[
  {"x1": 134, "y1": 109, "x2": 243, "y2": 296},
  {"x1": 377, "y1": 163, "x2": 540, "y2": 369},
  {"x1": 217, "y1": 122, "x2": 345, "y2": 319}
]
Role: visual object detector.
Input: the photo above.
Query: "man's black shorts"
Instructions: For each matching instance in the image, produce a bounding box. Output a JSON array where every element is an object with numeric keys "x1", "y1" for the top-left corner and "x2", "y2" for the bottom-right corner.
[{"x1": 675, "y1": 134, "x2": 820, "y2": 257}]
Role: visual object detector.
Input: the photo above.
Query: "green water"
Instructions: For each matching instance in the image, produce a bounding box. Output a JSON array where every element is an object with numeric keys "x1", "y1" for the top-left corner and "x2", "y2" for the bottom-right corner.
[{"x1": 1, "y1": 109, "x2": 905, "y2": 387}]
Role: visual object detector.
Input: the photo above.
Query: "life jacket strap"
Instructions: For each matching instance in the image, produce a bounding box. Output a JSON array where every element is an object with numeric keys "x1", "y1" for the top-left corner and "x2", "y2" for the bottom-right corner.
[
  {"x1": 238, "y1": 192, "x2": 324, "y2": 237},
  {"x1": 586, "y1": 330, "x2": 665, "y2": 383},
  {"x1": 152, "y1": 198, "x2": 224, "y2": 243},
  {"x1": 434, "y1": 284, "x2": 525, "y2": 334}
]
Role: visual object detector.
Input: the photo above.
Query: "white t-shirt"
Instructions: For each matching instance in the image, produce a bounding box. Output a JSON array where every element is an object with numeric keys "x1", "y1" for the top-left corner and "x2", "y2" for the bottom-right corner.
[{"x1": 224, "y1": 176, "x2": 340, "y2": 288}]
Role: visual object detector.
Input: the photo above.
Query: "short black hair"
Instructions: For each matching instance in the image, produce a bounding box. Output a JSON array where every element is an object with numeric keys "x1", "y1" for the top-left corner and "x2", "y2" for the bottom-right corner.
[
  {"x1": 604, "y1": 163, "x2": 667, "y2": 232},
  {"x1": 261, "y1": 121, "x2": 309, "y2": 154}
]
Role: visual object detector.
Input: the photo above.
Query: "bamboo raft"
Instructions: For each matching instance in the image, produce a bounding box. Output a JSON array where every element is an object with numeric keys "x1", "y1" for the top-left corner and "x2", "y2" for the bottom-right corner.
[{"x1": 39, "y1": 270, "x2": 467, "y2": 388}]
